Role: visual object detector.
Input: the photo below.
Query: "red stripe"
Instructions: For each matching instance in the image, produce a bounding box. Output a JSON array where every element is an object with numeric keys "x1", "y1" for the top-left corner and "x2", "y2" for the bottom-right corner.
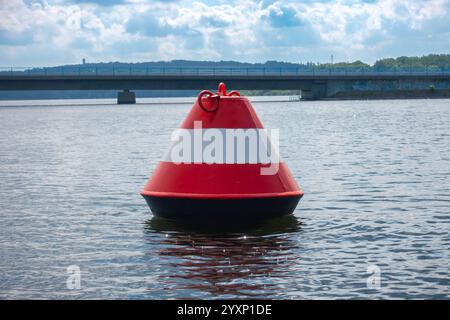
[
  {"x1": 140, "y1": 190, "x2": 302, "y2": 199},
  {"x1": 180, "y1": 97, "x2": 264, "y2": 129},
  {"x1": 141, "y1": 162, "x2": 303, "y2": 199}
]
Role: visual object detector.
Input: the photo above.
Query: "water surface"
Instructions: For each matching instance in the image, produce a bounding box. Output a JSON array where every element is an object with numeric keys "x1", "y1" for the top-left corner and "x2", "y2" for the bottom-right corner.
[{"x1": 0, "y1": 98, "x2": 449, "y2": 299}]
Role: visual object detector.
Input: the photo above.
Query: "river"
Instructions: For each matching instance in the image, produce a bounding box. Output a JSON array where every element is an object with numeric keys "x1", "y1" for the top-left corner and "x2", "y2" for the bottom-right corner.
[{"x1": 0, "y1": 97, "x2": 448, "y2": 299}]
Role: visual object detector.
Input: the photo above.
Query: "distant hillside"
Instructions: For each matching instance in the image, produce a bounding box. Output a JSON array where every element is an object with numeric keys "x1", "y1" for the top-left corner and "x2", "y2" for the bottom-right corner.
[
  {"x1": 373, "y1": 54, "x2": 450, "y2": 71},
  {"x1": 20, "y1": 54, "x2": 450, "y2": 73}
]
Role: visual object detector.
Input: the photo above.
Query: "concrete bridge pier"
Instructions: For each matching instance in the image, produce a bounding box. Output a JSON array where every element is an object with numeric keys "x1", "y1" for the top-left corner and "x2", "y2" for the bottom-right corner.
[
  {"x1": 301, "y1": 82, "x2": 327, "y2": 100},
  {"x1": 117, "y1": 89, "x2": 136, "y2": 104}
]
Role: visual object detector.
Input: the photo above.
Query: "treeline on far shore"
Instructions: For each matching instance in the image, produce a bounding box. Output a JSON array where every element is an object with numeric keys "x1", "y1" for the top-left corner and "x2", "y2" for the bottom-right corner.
[
  {"x1": 6, "y1": 54, "x2": 450, "y2": 73},
  {"x1": 327, "y1": 54, "x2": 450, "y2": 72}
]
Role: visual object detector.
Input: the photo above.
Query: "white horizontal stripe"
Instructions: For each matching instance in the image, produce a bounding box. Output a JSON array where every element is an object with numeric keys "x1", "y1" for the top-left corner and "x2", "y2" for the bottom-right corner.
[{"x1": 163, "y1": 128, "x2": 280, "y2": 164}]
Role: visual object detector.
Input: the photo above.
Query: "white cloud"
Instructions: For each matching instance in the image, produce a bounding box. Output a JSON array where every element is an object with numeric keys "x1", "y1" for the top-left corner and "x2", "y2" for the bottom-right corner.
[{"x1": 0, "y1": 0, "x2": 448, "y2": 66}]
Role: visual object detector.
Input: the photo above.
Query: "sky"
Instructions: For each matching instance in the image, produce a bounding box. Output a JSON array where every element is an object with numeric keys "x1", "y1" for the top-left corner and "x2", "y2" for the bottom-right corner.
[{"x1": 0, "y1": 0, "x2": 449, "y2": 67}]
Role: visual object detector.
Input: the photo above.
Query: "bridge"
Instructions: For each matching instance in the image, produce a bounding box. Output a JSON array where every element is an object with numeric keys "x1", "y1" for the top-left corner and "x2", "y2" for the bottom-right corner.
[{"x1": 1, "y1": 67, "x2": 449, "y2": 103}]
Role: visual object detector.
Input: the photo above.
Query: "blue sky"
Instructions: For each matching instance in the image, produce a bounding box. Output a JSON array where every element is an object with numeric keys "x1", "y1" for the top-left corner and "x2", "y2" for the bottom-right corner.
[{"x1": 0, "y1": 0, "x2": 449, "y2": 66}]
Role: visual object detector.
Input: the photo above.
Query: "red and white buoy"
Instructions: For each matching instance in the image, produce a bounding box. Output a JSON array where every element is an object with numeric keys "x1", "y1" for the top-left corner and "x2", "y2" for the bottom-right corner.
[{"x1": 141, "y1": 83, "x2": 303, "y2": 220}]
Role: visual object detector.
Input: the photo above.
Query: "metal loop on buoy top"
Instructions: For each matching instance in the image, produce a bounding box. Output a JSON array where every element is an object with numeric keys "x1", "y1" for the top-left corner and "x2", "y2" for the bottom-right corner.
[
  {"x1": 197, "y1": 83, "x2": 241, "y2": 112},
  {"x1": 218, "y1": 82, "x2": 227, "y2": 96},
  {"x1": 198, "y1": 90, "x2": 219, "y2": 112}
]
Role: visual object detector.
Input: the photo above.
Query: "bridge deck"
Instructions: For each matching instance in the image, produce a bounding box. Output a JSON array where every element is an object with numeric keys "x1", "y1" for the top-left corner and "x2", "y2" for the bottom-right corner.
[{"x1": 1, "y1": 72, "x2": 449, "y2": 91}]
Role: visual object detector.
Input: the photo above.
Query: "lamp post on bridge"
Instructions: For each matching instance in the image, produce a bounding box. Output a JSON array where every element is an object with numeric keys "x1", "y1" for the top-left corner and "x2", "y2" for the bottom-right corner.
[{"x1": 330, "y1": 54, "x2": 334, "y2": 75}]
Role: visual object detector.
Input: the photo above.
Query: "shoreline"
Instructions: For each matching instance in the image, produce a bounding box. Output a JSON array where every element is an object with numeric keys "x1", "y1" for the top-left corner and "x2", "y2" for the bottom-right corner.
[
  {"x1": 0, "y1": 94, "x2": 449, "y2": 107},
  {"x1": 325, "y1": 89, "x2": 450, "y2": 100}
]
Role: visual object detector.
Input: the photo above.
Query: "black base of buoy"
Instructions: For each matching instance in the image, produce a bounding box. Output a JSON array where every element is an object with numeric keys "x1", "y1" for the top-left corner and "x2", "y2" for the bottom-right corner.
[{"x1": 142, "y1": 195, "x2": 302, "y2": 221}]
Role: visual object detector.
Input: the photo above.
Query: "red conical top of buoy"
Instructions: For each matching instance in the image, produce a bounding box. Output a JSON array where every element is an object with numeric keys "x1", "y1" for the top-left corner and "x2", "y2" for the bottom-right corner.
[{"x1": 141, "y1": 83, "x2": 303, "y2": 220}]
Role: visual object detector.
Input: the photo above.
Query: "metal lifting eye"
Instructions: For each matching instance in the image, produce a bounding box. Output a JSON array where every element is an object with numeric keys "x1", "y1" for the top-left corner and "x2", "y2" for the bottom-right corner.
[
  {"x1": 218, "y1": 82, "x2": 227, "y2": 96},
  {"x1": 197, "y1": 90, "x2": 219, "y2": 112},
  {"x1": 197, "y1": 83, "x2": 240, "y2": 112}
]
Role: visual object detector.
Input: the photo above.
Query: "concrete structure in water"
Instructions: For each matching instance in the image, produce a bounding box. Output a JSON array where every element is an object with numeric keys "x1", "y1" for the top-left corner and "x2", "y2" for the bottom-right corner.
[
  {"x1": 0, "y1": 71, "x2": 449, "y2": 103},
  {"x1": 117, "y1": 89, "x2": 136, "y2": 104}
]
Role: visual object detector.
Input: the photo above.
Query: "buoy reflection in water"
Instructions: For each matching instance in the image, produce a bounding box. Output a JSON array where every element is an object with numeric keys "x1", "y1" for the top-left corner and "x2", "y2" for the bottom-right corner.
[{"x1": 144, "y1": 215, "x2": 303, "y2": 299}]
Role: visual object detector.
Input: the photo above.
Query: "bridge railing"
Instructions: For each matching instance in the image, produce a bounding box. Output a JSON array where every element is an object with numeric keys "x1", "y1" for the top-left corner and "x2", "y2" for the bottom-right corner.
[{"x1": 1, "y1": 66, "x2": 450, "y2": 76}]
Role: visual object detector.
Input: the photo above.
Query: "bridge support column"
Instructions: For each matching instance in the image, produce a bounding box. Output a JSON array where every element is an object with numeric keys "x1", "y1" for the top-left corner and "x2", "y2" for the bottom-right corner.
[
  {"x1": 117, "y1": 89, "x2": 136, "y2": 104},
  {"x1": 301, "y1": 83, "x2": 327, "y2": 100}
]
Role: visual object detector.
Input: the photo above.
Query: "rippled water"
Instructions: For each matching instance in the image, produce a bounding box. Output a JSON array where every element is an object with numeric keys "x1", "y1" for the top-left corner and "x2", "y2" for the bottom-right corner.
[{"x1": 0, "y1": 98, "x2": 449, "y2": 299}]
